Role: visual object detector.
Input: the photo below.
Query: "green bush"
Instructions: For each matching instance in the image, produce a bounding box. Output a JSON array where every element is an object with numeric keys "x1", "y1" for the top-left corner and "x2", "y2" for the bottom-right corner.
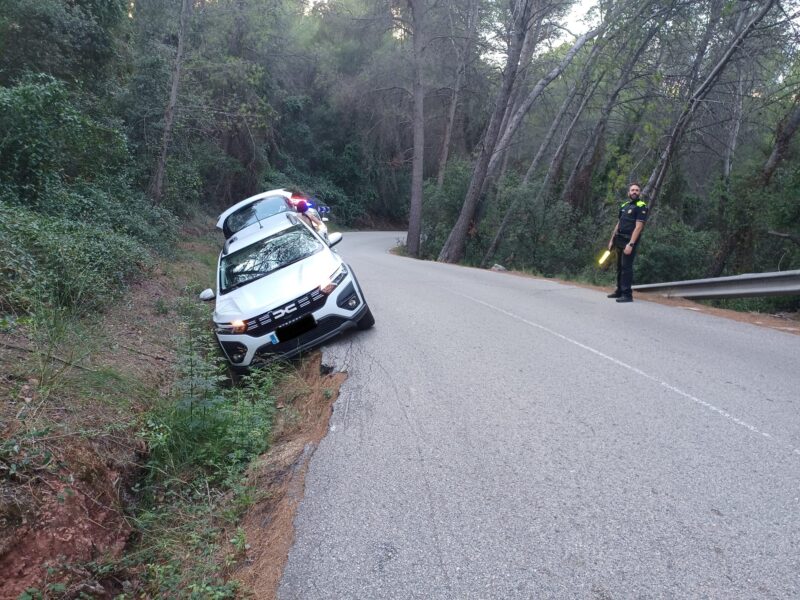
[
  {"x1": 0, "y1": 76, "x2": 177, "y2": 243},
  {"x1": 0, "y1": 75, "x2": 178, "y2": 314},
  {"x1": 162, "y1": 157, "x2": 205, "y2": 218},
  {"x1": 0, "y1": 202, "x2": 153, "y2": 312},
  {"x1": 0, "y1": 75, "x2": 129, "y2": 202},
  {"x1": 635, "y1": 214, "x2": 717, "y2": 284},
  {"x1": 464, "y1": 175, "x2": 600, "y2": 277},
  {"x1": 34, "y1": 179, "x2": 178, "y2": 251},
  {"x1": 419, "y1": 160, "x2": 473, "y2": 259},
  {"x1": 127, "y1": 300, "x2": 280, "y2": 597},
  {"x1": 0, "y1": 0, "x2": 125, "y2": 86},
  {"x1": 142, "y1": 300, "x2": 277, "y2": 486}
]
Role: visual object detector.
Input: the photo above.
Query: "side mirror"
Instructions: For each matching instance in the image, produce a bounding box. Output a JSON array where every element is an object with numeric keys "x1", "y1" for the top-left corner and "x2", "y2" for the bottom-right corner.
[
  {"x1": 328, "y1": 232, "x2": 343, "y2": 247},
  {"x1": 199, "y1": 288, "x2": 215, "y2": 301}
]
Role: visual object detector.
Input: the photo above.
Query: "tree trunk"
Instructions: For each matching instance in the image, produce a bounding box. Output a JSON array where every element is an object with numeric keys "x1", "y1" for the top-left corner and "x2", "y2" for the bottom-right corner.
[
  {"x1": 641, "y1": 0, "x2": 777, "y2": 207},
  {"x1": 561, "y1": 24, "x2": 659, "y2": 210},
  {"x1": 150, "y1": 0, "x2": 191, "y2": 204},
  {"x1": 708, "y1": 73, "x2": 745, "y2": 277},
  {"x1": 684, "y1": 0, "x2": 724, "y2": 97},
  {"x1": 472, "y1": 10, "x2": 546, "y2": 226},
  {"x1": 762, "y1": 101, "x2": 800, "y2": 185},
  {"x1": 436, "y1": 64, "x2": 463, "y2": 190},
  {"x1": 521, "y1": 93, "x2": 573, "y2": 185},
  {"x1": 485, "y1": 27, "x2": 599, "y2": 180},
  {"x1": 492, "y1": 8, "x2": 545, "y2": 173},
  {"x1": 538, "y1": 76, "x2": 603, "y2": 202},
  {"x1": 767, "y1": 230, "x2": 800, "y2": 247},
  {"x1": 406, "y1": 0, "x2": 426, "y2": 257},
  {"x1": 436, "y1": 0, "x2": 479, "y2": 189},
  {"x1": 436, "y1": 0, "x2": 536, "y2": 263},
  {"x1": 708, "y1": 228, "x2": 747, "y2": 278},
  {"x1": 479, "y1": 82, "x2": 579, "y2": 268},
  {"x1": 478, "y1": 63, "x2": 610, "y2": 269},
  {"x1": 708, "y1": 28, "x2": 777, "y2": 280},
  {"x1": 723, "y1": 77, "x2": 744, "y2": 185},
  {"x1": 633, "y1": 0, "x2": 719, "y2": 213},
  {"x1": 485, "y1": 0, "x2": 661, "y2": 186},
  {"x1": 521, "y1": 39, "x2": 605, "y2": 186}
]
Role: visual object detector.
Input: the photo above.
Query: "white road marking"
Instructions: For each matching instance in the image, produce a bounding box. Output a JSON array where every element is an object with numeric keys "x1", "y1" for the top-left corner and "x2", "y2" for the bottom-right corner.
[{"x1": 460, "y1": 293, "x2": 800, "y2": 457}]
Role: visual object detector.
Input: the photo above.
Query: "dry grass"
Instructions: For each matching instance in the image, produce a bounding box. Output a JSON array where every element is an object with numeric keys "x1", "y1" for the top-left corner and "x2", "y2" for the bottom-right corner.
[{"x1": 0, "y1": 229, "x2": 221, "y2": 597}]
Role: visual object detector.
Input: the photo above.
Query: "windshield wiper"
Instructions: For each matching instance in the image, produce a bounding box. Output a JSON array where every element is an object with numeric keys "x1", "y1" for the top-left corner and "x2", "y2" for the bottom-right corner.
[{"x1": 223, "y1": 274, "x2": 267, "y2": 293}]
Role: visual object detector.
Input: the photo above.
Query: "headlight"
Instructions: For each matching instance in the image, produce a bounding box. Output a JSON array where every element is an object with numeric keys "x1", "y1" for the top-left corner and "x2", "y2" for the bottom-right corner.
[
  {"x1": 215, "y1": 319, "x2": 247, "y2": 334},
  {"x1": 319, "y1": 264, "x2": 348, "y2": 295}
]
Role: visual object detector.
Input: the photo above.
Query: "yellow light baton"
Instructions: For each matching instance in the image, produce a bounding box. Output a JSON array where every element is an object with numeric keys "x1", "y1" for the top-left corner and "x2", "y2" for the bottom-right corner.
[{"x1": 598, "y1": 249, "x2": 611, "y2": 265}]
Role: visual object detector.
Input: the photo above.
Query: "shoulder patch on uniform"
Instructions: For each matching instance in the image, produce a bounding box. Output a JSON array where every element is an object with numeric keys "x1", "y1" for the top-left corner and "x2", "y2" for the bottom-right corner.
[{"x1": 636, "y1": 200, "x2": 647, "y2": 207}]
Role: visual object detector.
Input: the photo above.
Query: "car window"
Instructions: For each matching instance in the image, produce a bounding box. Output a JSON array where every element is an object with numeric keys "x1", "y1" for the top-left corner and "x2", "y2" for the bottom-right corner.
[
  {"x1": 220, "y1": 224, "x2": 324, "y2": 294},
  {"x1": 224, "y1": 195, "x2": 291, "y2": 237}
]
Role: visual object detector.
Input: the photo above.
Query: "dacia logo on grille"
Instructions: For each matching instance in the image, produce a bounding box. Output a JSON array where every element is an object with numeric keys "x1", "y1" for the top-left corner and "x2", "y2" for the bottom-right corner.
[{"x1": 272, "y1": 303, "x2": 298, "y2": 320}]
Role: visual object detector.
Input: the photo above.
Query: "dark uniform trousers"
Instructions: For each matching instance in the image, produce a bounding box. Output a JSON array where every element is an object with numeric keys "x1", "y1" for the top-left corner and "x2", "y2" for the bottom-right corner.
[{"x1": 614, "y1": 234, "x2": 637, "y2": 298}]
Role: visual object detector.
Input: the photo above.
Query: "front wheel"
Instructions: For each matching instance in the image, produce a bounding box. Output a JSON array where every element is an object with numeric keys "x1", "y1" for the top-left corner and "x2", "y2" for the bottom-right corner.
[
  {"x1": 227, "y1": 363, "x2": 250, "y2": 385},
  {"x1": 356, "y1": 306, "x2": 375, "y2": 330}
]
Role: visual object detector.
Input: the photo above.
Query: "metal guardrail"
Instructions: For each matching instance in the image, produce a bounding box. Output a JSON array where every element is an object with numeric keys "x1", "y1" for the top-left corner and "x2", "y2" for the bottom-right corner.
[{"x1": 632, "y1": 270, "x2": 800, "y2": 300}]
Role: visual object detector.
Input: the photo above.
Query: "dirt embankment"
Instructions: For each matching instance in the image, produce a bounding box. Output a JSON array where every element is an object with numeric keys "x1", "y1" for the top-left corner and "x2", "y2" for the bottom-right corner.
[
  {"x1": 0, "y1": 246, "x2": 208, "y2": 598},
  {"x1": 1, "y1": 230, "x2": 346, "y2": 598},
  {"x1": 0, "y1": 442, "x2": 136, "y2": 599},
  {"x1": 233, "y1": 354, "x2": 344, "y2": 599}
]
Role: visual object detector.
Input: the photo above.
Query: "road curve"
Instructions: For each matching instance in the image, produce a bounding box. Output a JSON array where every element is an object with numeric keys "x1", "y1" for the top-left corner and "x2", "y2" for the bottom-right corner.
[{"x1": 279, "y1": 231, "x2": 800, "y2": 599}]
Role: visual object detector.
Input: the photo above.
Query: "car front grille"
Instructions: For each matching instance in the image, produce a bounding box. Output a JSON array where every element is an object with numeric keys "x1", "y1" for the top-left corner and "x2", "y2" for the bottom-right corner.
[{"x1": 245, "y1": 288, "x2": 328, "y2": 337}]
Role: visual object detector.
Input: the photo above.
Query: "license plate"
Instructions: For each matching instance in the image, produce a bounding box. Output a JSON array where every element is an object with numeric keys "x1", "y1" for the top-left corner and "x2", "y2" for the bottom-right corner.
[
  {"x1": 275, "y1": 314, "x2": 315, "y2": 343},
  {"x1": 267, "y1": 332, "x2": 279, "y2": 345}
]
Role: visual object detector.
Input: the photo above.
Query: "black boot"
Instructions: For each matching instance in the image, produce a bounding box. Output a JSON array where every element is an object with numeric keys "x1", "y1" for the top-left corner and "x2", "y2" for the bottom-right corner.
[
  {"x1": 616, "y1": 296, "x2": 633, "y2": 303},
  {"x1": 607, "y1": 290, "x2": 622, "y2": 298}
]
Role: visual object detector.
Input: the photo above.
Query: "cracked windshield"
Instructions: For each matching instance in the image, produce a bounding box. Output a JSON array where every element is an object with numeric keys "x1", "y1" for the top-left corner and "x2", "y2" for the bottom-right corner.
[{"x1": 221, "y1": 224, "x2": 323, "y2": 293}]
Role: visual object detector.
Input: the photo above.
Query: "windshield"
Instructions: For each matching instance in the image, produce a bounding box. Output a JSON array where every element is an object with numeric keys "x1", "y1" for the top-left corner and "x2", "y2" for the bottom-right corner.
[
  {"x1": 220, "y1": 224, "x2": 324, "y2": 294},
  {"x1": 224, "y1": 195, "x2": 291, "y2": 237}
]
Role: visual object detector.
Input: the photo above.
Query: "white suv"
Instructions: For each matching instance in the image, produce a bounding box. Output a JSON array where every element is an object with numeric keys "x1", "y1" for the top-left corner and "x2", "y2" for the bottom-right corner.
[{"x1": 199, "y1": 212, "x2": 373, "y2": 370}]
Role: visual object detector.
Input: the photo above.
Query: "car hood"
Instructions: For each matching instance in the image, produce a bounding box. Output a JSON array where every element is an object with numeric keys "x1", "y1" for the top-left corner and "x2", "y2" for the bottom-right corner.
[{"x1": 214, "y1": 250, "x2": 341, "y2": 321}]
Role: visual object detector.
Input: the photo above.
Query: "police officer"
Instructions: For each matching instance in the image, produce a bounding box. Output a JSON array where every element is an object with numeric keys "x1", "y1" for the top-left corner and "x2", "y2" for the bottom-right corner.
[{"x1": 607, "y1": 182, "x2": 648, "y2": 303}]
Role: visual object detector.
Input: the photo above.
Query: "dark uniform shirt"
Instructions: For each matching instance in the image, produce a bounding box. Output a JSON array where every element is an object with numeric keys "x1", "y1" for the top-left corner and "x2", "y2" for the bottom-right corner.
[{"x1": 618, "y1": 199, "x2": 648, "y2": 237}]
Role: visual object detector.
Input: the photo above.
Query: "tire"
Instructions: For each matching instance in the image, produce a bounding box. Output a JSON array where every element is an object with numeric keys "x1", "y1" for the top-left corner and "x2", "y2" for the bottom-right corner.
[
  {"x1": 227, "y1": 363, "x2": 250, "y2": 385},
  {"x1": 356, "y1": 306, "x2": 375, "y2": 330}
]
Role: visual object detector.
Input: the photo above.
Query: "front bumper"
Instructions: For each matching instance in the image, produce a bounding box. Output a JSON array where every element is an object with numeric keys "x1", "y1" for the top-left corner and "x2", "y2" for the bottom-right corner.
[{"x1": 215, "y1": 276, "x2": 368, "y2": 367}]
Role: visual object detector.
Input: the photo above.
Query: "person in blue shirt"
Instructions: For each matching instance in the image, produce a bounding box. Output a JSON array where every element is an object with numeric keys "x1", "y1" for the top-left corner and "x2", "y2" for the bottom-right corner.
[{"x1": 607, "y1": 182, "x2": 648, "y2": 303}]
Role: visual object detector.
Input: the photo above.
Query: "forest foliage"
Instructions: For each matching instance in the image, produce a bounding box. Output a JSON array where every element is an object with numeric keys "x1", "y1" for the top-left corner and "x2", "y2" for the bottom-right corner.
[
  {"x1": 1, "y1": 0, "x2": 799, "y2": 316},
  {"x1": 0, "y1": 0, "x2": 798, "y2": 594}
]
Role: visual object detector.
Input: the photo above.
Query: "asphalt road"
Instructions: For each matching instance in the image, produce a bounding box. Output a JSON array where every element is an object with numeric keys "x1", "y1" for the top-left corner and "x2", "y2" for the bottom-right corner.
[{"x1": 279, "y1": 231, "x2": 800, "y2": 599}]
